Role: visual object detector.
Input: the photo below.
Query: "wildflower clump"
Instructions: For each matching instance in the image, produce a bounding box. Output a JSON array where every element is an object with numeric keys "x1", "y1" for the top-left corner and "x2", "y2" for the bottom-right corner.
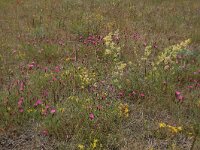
[
  {"x1": 113, "y1": 61, "x2": 127, "y2": 77},
  {"x1": 91, "y1": 139, "x2": 98, "y2": 149},
  {"x1": 78, "y1": 144, "x2": 85, "y2": 150},
  {"x1": 103, "y1": 30, "x2": 127, "y2": 88},
  {"x1": 119, "y1": 103, "x2": 129, "y2": 118},
  {"x1": 77, "y1": 67, "x2": 96, "y2": 89},
  {"x1": 141, "y1": 45, "x2": 152, "y2": 61},
  {"x1": 153, "y1": 39, "x2": 191, "y2": 71},
  {"x1": 159, "y1": 122, "x2": 182, "y2": 134},
  {"x1": 103, "y1": 30, "x2": 121, "y2": 62}
]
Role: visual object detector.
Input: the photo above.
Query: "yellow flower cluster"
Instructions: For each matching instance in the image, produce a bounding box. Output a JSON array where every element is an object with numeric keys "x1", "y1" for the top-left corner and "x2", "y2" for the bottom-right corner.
[
  {"x1": 103, "y1": 30, "x2": 121, "y2": 62},
  {"x1": 104, "y1": 30, "x2": 127, "y2": 88},
  {"x1": 58, "y1": 108, "x2": 65, "y2": 113},
  {"x1": 77, "y1": 67, "x2": 96, "y2": 89},
  {"x1": 112, "y1": 62, "x2": 127, "y2": 77},
  {"x1": 159, "y1": 122, "x2": 182, "y2": 133},
  {"x1": 68, "y1": 96, "x2": 80, "y2": 102},
  {"x1": 44, "y1": 72, "x2": 53, "y2": 78},
  {"x1": 119, "y1": 103, "x2": 129, "y2": 118},
  {"x1": 27, "y1": 108, "x2": 36, "y2": 113},
  {"x1": 78, "y1": 144, "x2": 84, "y2": 150},
  {"x1": 141, "y1": 45, "x2": 152, "y2": 61},
  {"x1": 91, "y1": 139, "x2": 98, "y2": 149},
  {"x1": 154, "y1": 39, "x2": 191, "y2": 69},
  {"x1": 78, "y1": 139, "x2": 99, "y2": 150},
  {"x1": 116, "y1": 62, "x2": 127, "y2": 71}
]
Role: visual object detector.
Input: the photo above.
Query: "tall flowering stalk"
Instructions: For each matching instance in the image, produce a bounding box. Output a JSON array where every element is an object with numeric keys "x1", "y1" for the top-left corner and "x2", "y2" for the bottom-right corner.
[
  {"x1": 103, "y1": 30, "x2": 127, "y2": 89},
  {"x1": 152, "y1": 39, "x2": 191, "y2": 71}
]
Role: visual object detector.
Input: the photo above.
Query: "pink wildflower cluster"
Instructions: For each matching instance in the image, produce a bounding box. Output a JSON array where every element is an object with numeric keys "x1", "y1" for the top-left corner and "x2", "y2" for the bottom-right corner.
[
  {"x1": 28, "y1": 61, "x2": 36, "y2": 70},
  {"x1": 129, "y1": 90, "x2": 145, "y2": 98},
  {"x1": 89, "y1": 113, "x2": 95, "y2": 120},
  {"x1": 175, "y1": 91, "x2": 184, "y2": 102},
  {"x1": 79, "y1": 35, "x2": 103, "y2": 46},
  {"x1": 18, "y1": 97, "x2": 24, "y2": 113},
  {"x1": 34, "y1": 99, "x2": 42, "y2": 107}
]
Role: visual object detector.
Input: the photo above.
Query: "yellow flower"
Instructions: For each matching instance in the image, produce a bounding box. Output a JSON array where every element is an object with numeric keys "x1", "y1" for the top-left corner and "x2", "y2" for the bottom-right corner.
[
  {"x1": 168, "y1": 126, "x2": 178, "y2": 133},
  {"x1": 167, "y1": 125, "x2": 182, "y2": 133},
  {"x1": 27, "y1": 108, "x2": 34, "y2": 113},
  {"x1": 59, "y1": 108, "x2": 65, "y2": 113},
  {"x1": 78, "y1": 144, "x2": 84, "y2": 150},
  {"x1": 66, "y1": 57, "x2": 71, "y2": 62},
  {"x1": 142, "y1": 45, "x2": 152, "y2": 61},
  {"x1": 177, "y1": 126, "x2": 182, "y2": 131},
  {"x1": 105, "y1": 49, "x2": 112, "y2": 55},
  {"x1": 154, "y1": 39, "x2": 191, "y2": 70},
  {"x1": 188, "y1": 132, "x2": 193, "y2": 136},
  {"x1": 119, "y1": 103, "x2": 129, "y2": 118},
  {"x1": 159, "y1": 122, "x2": 182, "y2": 134},
  {"x1": 159, "y1": 123, "x2": 167, "y2": 128},
  {"x1": 117, "y1": 62, "x2": 127, "y2": 71},
  {"x1": 91, "y1": 139, "x2": 98, "y2": 149}
]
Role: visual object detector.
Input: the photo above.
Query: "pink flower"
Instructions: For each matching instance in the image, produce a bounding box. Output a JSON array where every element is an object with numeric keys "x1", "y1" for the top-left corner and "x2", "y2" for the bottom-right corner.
[
  {"x1": 89, "y1": 113, "x2": 95, "y2": 120},
  {"x1": 55, "y1": 66, "x2": 60, "y2": 73},
  {"x1": 140, "y1": 93, "x2": 145, "y2": 97},
  {"x1": 18, "y1": 97, "x2": 24, "y2": 108},
  {"x1": 41, "y1": 130, "x2": 48, "y2": 136},
  {"x1": 118, "y1": 91, "x2": 125, "y2": 98},
  {"x1": 31, "y1": 61, "x2": 36, "y2": 66},
  {"x1": 132, "y1": 91, "x2": 136, "y2": 95},
  {"x1": 143, "y1": 42, "x2": 147, "y2": 47},
  {"x1": 177, "y1": 95, "x2": 184, "y2": 101},
  {"x1": 188, "y1": 85, "x2": 193, "y2": 89},
  {"x1": 129, "y1": 90, "x2": 137, "y2": 97},
  {"x1": 175, "y1": 91, "x2": 181, "y2": 97},
  {"x1": 50, "y1": 109, "x2": 56, "y2": 114},
  {"x1": 153, "y1": 42, "x2": 158, "y2": 49},
  {"x1": 28, "y1": 64, "x2": 34, "y2": 70},
  {"x1": 101, "y1": 94, "x2": 106, "y2": 100},
  {"x1": 19, "y1": 108, "x2": 24, "y2": 113},
  {"x1": 175, "y1": 91, "x2": 184, "y2": 102},
  {"x1": 45, "y1": 105, "x2": 50, "y2": 109},
  {"x1": 34, "y1": 99, "x2": 42, "y2": 106},
  {"x1": 19, "y1": 82, "x2": 24, "y2": 91},
  {"x1": 44, "y1": 67, "x2": 48, "y2": 72},
  {"x1": 52, "y1": 77, "x2": 57, "y2": 81}
]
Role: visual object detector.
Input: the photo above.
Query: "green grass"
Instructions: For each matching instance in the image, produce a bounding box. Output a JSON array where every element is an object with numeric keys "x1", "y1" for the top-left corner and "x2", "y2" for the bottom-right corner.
[{"x1": 0, "y1": 0, "x2": 200, "y2": 149}]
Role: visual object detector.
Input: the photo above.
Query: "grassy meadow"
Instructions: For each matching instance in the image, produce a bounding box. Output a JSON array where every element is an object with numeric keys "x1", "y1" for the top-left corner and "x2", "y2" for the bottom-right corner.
[{"x1": 0, "y1": 0, "x2": 200, "y2": 149}]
